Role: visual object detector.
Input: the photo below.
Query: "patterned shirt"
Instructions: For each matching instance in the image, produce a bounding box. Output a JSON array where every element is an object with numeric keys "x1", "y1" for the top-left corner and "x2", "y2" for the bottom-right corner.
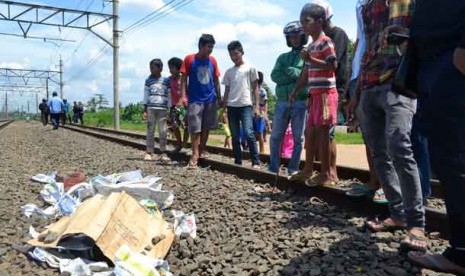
[
  {"x1": 143, "y1": 75, "x2": 171, "y2": 110},
  {"x1": 360, "y1": 0, "x2": 415, "y2": 90},
  {"x1": 307, "y1": 34, "x2": 337, "y2": 95}
]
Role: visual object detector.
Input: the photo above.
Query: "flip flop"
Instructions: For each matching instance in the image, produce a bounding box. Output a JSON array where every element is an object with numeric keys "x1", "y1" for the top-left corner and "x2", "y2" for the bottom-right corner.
[
  {"x1": 185, "y1": 161, "x2": 198, "y2": 170},
  {"x1": 304, "y1": 174, "x2": 322, "y2": 188},
  {"x1": 401, "y1": 233, "x2": 428, "y2": 252},
  {"x1": 345, "y1": 184, "x2": 373, "y2": 197},
  {"x1": 365, "y1": 219, "x2": 406, "y2": 233},
  {"x1": 408, "y1": 252, "x2": 465, "y2": 275},
  {"x1": 372, "y1": 188, "x2": 389, "y2": 204}
]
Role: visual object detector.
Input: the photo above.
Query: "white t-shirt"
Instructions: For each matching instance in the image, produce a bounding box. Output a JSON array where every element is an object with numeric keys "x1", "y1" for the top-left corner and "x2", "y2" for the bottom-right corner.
[{"x1": 223, "y1": 63, "x2": 258, "y2": 107}]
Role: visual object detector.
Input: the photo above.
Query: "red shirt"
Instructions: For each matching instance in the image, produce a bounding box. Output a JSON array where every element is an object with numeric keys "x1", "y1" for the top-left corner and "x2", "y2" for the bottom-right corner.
[{"x1": 306, "y1": 34, "x2": 337, "y2": 95}]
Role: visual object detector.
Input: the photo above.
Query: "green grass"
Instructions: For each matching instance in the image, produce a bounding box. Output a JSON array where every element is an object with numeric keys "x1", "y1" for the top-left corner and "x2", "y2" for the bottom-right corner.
[
  {"x1": 83, "y1": 111, "x2": 365, "y2": 145},
  {"x1": 334, "y1": 131, "x2": 364, "y2": 145}
]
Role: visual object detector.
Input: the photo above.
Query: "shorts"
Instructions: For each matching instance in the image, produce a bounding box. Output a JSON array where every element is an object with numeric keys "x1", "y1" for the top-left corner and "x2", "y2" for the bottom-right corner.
[
  {"x1": 307, "y1": 90, "x2": 338, "y2": 127},
  {"x1": 253, "y1": 117, "x2": 266, "y2": 134},
  {"x1": 187, "y1": 102, "x2": 218, "y2": 134},
  {"x1": 168, "y1": 106, "x2": 183, "y2": 129}
]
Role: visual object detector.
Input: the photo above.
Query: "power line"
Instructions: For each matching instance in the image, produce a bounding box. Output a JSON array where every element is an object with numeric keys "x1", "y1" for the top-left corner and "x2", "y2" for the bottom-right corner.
[
  {"x1": 66, "y1": 44, "x2": 110, "y2": 82},
  {"x1": 125, "y1": 0, "x2": 193, "y2": 34},
  {"x1": 122, "y1": 0, "x2": 178, "y2": 33}
]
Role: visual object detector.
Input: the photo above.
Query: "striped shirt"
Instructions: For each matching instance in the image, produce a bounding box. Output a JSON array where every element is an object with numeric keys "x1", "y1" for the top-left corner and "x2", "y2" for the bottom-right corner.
[
  {"x1": 307, "y1": 34, "x2": 337, "y2": 95},
  {"x1": 360, "y1": 0, "x2": 414, "y2": 90}
]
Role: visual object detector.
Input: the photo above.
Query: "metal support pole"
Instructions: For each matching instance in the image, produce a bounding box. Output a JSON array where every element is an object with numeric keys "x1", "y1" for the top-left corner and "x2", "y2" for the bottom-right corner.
[
  {"x1": 4, "y1": 91, "x2": 7, "y2": 119},
  {"x1": 46, "y1": 78, "x2": 49, "y2": 99},
  {"x1": 113, "y1": 0, "x2": 120, "y2": 130},
  {"x1": 59, "y1": 54, "x2": 63, "y2": 98},
  {"x1": 36, "y1": 92, "x2": 39, "y2": 114}
]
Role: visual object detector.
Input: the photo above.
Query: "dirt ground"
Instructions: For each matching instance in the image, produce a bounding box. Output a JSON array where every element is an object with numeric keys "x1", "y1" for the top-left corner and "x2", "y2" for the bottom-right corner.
[{"x1": 208, "y1": 135, "x2": 369, "y2": 170}]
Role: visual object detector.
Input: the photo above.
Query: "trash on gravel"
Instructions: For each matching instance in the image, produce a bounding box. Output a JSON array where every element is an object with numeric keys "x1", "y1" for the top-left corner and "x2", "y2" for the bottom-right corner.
[
  {"x1": 21, "y1": 203, "x2": 57, "y2": 218},
  {"x1": 31, "y1": 171, "x2": 56, "y2": 184},
  {"x1": 40, "y1": 181, "x2": 65, "y2": 204},
  {"x1": 57, "y1": 193, "x2": 79, "y2": 216},
  {"x1": 172, "y1": 210, "x2": 197, "y2": 239},
  {"x1": 114, "y1": 244, "x2": 173, "y2": 276},
  {"x1": 55, "y1": 169, "x2": 86, "y2": 191},
  {"x1": 108, "y1": 169, "x2": 143, "y2": 183},
  {"x1": 28, "y1": 191, "x2": 175, "y2": 262},
  {"x1": 60, "y1": 258, "x2": 112, "y2": 276}
]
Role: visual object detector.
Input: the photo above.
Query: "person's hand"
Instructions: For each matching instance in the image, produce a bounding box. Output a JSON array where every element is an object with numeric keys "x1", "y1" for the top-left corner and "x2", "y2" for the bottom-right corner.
[
  {"x1": 288, "y1": 92, "x2": 297, "y2": 106},
  {"x1": 300, "y1": 48, "x2": 310, "y2": 62},
  {"x1": 253, "y1": 105, "x2": 260, "y2": 118},
  {"x1": 217, "y1": 99, "x2": 224, "y2": 109},
  {"x1": 453, "y1": 47, "x2": 465, "y2": 75},
  {"x1": 142, "y1": 111, "x2": 147, "y2": 121},
  {"x1": 346, "y1": 98, "x2": 359, "y2": 122},
  {"x1": 177, "y1": 98, "x2": 184, "y2": 107}
]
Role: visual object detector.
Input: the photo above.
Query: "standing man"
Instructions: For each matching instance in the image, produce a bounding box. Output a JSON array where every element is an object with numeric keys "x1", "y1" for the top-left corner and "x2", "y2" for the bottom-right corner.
[
  {"x1": 48, "y1": 92, "x2": 64, "y2": 130},
  {"x1": 408, "y1": 0, "x2": 465, "y2": 273},
  {"x1": 223, "y1": 40, "x2": 261, "y2": 168},
  {"x1": 269, "y1": 21, "x2": 308, "y2": 177},
  {"x1": 180, "y1": 34, "x2": 222, "y2": 169},
  {"x1": 38, "y1": 98, "x2": 49, "y2": 126},
  {"x1": 348, "y1": 0, "x2": 426, "y2": 251}
]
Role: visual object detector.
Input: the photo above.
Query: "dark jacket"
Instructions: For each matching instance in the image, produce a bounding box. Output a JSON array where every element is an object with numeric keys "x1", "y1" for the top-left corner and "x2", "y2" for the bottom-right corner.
[{"x1": 411, "y1": 0, "x2": 465, "y2": 60}]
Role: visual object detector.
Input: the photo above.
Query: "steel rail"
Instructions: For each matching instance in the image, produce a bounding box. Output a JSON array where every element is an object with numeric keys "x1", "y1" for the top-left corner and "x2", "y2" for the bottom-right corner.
[{"x1": 61, "y1": 124, "x2": 449, "y2": 238}]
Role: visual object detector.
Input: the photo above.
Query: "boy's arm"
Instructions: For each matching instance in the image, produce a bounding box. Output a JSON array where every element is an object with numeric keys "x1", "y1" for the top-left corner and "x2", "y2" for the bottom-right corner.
[
  {"x1": 252, "y1": 79, "x2": 260, "y2": 116},
  {"x1": 309, "y1": 56, "x2": 337, "y2": 71},
  {"x1": 214, "y1": 76, "x2": 222, "y2": 107},
  {"x1": 223, "y1": 85, "x2": 230, "y2": 108},
  {"x1": 289, "y1": 65, "x2": 308, "y2": 104},
  {"x1": 179, "y1": 74, "x2": 188, "y2": 106},
  {"x1": 271, "y1": 55, "x2": 300, "y2": 84}
]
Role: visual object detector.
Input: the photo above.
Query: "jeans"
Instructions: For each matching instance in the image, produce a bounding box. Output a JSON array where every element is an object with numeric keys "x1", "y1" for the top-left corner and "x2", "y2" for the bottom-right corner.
[
  {"x1": 411, "y1": 111, "x2": 432, "y2": 201},
  {"x1": 146, "y1": 108, "x2": 168, "y2": 153},
  {"x1": 418, "y1": 49, "x2": 465, "y2": 253},
  {"x1": 227, "y1": 106, "x2": 260, "y2": 166},
  {"x1": 50, "y1": 113, "x2": 61, "y2": 129},
  {"x1": 269, "y1": 101, "x2": 307, "y2": 174},
  {"x1": 360, "y1": 84, "x2": 424, "y2": 229}
]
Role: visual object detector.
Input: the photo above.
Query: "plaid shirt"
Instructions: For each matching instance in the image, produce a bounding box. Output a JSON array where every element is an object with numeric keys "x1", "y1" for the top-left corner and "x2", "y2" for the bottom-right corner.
[{"x1": 360, "y1": 0, "x2": 415, "y2": 90}]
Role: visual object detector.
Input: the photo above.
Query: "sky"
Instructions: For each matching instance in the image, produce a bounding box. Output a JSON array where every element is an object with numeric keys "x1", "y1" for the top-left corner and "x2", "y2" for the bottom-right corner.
[{"x1": 1, "y1": 0, "x2": 358, "y2": 113}]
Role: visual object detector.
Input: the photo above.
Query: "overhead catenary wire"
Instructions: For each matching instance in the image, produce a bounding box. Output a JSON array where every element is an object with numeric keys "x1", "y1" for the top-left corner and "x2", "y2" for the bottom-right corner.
[{"x1": 122, "y1": 0, "x2": 178, "y2": 33}]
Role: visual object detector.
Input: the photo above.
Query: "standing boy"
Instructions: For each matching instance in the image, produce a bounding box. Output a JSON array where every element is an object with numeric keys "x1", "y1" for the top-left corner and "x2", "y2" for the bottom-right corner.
[
  {"x1": 254, "y1": 71, "x2": 268, "y2": 154},
  {"x1": 48, "y1": 92, "x2": 64, "y2": 130},
  {"x1": 143, "y1": 58, "x2": 171, "y2": 162},
  {"x1": 180, "y1": 34, "x2": 222, "y2": 168},
  {"x1": 168, "y1": 57, "x2": 189, "y2": 152},
  {"x1": 290, "y1": 3, "x2": 338, "y2": 187},
  {"x1": 223, "y1": 40, "x2": 261, "y2": 168}
]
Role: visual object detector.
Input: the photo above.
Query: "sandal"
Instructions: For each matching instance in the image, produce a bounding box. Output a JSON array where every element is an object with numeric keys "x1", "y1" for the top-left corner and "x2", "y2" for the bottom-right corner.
[
  {"x1": 401, "y1": 232, "x2": 428, "y2": 252},
  {"x1": 345, "y1": 183, "x2": 373, "y2": 197},
  {"x1": 365, "y1": 218, "x2": 406, "y2": 233},
  {"x1": 304, "y1": 174, "x2": 323, "y2": 188},
  {"x1": 372, "y1": 188, "x2": 389, "y2": 204},
  {"x1": 185, "y1": 160, "x2": 198, "y2": 170},
  {"x1": 408, "y1": 252, "x2": 465, "y2": 275}
]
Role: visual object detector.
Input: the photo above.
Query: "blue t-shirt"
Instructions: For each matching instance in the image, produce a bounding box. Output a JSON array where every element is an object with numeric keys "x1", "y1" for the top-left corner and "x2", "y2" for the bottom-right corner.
[
  {"x1": 48, "y1": 96, "x2": 64, "y2": 114},
  {"x1": 180, "y1": 54, "x2": 220, "y2": 104}
]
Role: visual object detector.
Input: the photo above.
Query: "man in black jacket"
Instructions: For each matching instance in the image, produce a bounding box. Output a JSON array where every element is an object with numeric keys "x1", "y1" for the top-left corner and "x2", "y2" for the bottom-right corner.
[
  {"x1": 408, "y1": 0, "x2": 465, "y2": 274},
  {"x1": 38, "y1": 98, "x2": 49, "y2": 126}
]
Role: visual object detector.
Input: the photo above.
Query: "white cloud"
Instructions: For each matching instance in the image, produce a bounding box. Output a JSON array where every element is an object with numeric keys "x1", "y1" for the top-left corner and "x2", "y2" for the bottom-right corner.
[
  {"x1": 201, "y1": 0, "x2": 285, "y2": 19},
  {"x1": 120, "y1": 0, "x2": 165, "y2": 10}
]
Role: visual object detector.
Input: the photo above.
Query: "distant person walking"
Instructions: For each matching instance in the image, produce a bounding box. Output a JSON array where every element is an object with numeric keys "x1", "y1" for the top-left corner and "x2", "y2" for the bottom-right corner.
[
  {"x1": 48, "y1": 92, "x2": 64, "y2": 130},
  {"x1": 38, "y1": 98, "x2": 49, "y2": 126},
  {"x1": 61, "y1": 99, "x2": 70, "y2": 125},
  {"x1": 180, "y1": 34, "x2": 222, "y2": 169},
  {"x1": 77, "y1": 102, "x2": 84, "y2": 125}
]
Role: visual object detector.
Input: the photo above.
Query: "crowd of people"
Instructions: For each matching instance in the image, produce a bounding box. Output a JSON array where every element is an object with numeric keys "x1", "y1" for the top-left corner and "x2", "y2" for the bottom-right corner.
[
  {"x1": 39, "y1": 94, "x2": 85, "y2": 129},
  {"x1": 137, "y1": 0, "x2": 465, "y2": 273}
]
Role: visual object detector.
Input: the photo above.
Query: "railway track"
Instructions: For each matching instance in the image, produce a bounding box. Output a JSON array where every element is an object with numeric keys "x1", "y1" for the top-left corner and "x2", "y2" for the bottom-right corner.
[
  {"x1": 0, "y1": 120, "x2": 13, "y2": 131},
  {"x1": 62, "y1": 123, "x2": 449, "y2": 238}
]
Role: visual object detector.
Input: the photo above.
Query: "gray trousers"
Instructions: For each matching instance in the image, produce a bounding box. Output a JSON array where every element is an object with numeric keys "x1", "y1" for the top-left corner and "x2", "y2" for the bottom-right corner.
[
  {"x1": 360, "y1": 83, "x2": 425, "y2": 229},
  {"x1": 146, "y1": 108, "x2": 168, "y2": 153}
]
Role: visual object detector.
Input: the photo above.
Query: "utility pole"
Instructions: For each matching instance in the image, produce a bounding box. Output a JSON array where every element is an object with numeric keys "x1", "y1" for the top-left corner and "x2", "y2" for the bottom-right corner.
[
  {"x1": 46, "y1": 78, "x2": 49, "y2": 99},
  {"x1": 36, "y1": 92, "x2": 39, "y2": 114},
  {"x1": 27, "y1": 101, "x2": 30, "y2": 114},
  {"x1": 113, "y1": 0, "x2": 120, "y2": 130},
  {"x1": 4, "y1": 92, "x2": 7, "y2": 119},
  {"x1": 59, "y1": 54, "x2": 63, "y2": 98}
]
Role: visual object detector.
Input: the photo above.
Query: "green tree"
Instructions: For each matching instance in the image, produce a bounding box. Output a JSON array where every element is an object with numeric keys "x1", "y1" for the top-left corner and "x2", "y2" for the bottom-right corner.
[
  {"x1": 262, "y1": 82, "x2": 276, "y2": 118},
  {"x1": 94, "y1": 93, "x2": 109, "y2": 110},
  {"x1": 121, "y1": 102, "x2": 144, "y2": 122},
  {"x1": 86, "y1": 97, "x2": 97, "y2": 113}
]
